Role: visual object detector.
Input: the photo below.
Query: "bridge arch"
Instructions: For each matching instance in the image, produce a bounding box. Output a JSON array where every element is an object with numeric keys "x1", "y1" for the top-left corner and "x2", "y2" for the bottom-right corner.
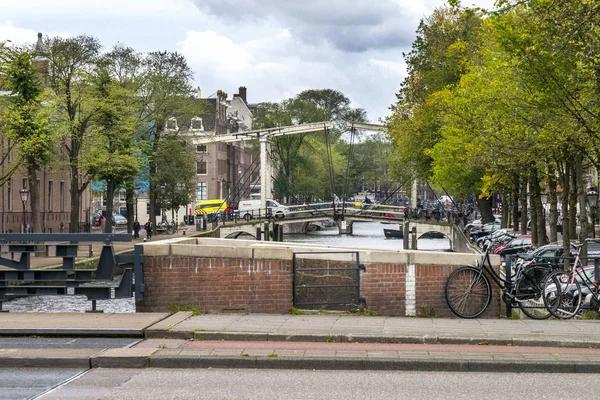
[
  {"x1": 224, "y1": 231, "x2": 257, "y2": 240},
  {"x1": 417, "y1": 231, "x2": 450, "y2": 240}
]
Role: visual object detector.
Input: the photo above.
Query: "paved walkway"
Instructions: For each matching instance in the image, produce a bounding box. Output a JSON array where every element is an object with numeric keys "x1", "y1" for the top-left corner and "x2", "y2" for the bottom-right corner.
[{"x1": 2, "y1": 312, "x2": 600, "y2": 372}]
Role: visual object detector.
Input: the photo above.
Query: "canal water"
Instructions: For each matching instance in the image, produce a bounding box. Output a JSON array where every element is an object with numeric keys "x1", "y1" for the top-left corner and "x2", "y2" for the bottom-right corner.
[{"x1": 4, "y1": 222, "x2": 449, "y2": 312}]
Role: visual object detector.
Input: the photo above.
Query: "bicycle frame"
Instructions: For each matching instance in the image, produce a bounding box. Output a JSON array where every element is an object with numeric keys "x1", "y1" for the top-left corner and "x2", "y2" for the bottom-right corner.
[
  {"x1": 474, "y1": 248, "x2": 509, "y2": 291},
  {"x1": 560, "y1": 240, "x2": 600, "y2": 309}
]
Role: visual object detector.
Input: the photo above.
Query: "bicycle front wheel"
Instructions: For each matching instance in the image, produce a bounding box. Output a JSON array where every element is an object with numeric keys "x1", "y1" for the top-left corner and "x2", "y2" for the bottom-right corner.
[
  {"x1": 445, "y1": 266, "x2": 492, "y2": 318},
  {"x1": 542, "y1": 270, "x2": 583, "y2": 319},
  {"x1": 515, "y1": 265, "x2": 552, "y2": 320}
]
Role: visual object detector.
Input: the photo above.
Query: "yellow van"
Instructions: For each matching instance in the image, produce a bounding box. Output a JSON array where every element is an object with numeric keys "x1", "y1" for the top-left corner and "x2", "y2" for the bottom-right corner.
[{"x1": 194, "y1": 199, "x2": 228, "y2": 215}]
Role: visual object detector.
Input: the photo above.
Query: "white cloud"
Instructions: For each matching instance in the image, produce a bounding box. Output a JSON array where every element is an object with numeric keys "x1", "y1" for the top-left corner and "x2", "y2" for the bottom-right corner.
[
  {"x1": 0, "y1": 20, "x2": 68, "y2": 46},
  {"x1": 0, "y1": 0, "x2": 498, "y2": 121}
]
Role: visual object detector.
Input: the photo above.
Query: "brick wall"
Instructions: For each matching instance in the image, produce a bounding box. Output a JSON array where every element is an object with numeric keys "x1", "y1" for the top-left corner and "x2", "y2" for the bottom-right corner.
[
  {"x1": 136, "y1": 255, "x2": 292, "y2": 314},
  {"x1": 136, "y1": 239, "x2": 500, "y2": 318},
  {"x1": 361, "y1": 263, "x2": 407, "y2": 316}
]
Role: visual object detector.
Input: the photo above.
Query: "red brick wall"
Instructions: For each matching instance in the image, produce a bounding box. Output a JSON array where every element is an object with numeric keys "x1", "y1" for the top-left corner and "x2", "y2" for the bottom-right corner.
[
  {"x1": 136, "y1": 256, "x2": 292, "y2": 313},
  {"x1": 360, "y1": 263, "x2": 406, "y2": 316},
  {"x1": 414, "y1": 265, "x2": 499, "y2": 318},
  {"x1": 137, "y1": 254, "x2": 500, "y2": 318}
]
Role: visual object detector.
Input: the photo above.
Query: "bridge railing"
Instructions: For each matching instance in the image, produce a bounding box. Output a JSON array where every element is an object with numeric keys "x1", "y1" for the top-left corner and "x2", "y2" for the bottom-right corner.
[{"x1": 0, "y1": 233, "x2": 141, "y2": 311}]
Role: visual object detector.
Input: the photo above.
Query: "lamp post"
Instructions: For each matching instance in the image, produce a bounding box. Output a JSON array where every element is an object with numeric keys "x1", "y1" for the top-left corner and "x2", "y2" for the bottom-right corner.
[
  {"x1": 19, "y1": 188, "x2": 29, "y2": 233},
  {"x1": 588, "y1": 191, "x2": 598, "y2": 238},
  {"x1": 159, "y1": 184, "x2": 166, "y2": 223}
]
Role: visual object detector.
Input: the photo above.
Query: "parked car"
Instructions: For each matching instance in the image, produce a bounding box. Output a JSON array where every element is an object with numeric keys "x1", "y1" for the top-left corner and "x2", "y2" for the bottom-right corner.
[
  {"x1": 92, "y1": 210, "x2": 128, "y2": 227},
  {"x1": 496, "y1": 235, "x2": 533, "y2": 258},
  {"x1": 469, "y1": 222, "x2": 501, "y2": 241},
  {"x1": 515, "y1": 243, "x2": 576, "y2": 268}
]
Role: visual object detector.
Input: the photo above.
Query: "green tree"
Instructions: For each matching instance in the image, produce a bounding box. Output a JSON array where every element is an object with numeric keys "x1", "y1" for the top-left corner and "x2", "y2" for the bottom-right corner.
[
  {"x1": 152, "y1": 136, "x2": 196, "y2": 222},
  {"x1": 84, "y1": 63, "x2": 140, "y2": 233},
  {"x1": 137, "y1": 51, "x2": 207, "y2": 232},
  {"x1": 0, "y1": 46, "x2": 55, "y2": 232},
  {"x1": 43, "y1": 35, "x2": 102, "y2": 232}
]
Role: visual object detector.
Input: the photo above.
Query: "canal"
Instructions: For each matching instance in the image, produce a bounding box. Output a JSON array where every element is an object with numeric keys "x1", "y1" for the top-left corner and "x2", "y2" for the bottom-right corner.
[{"x1": 4, "y1": 222, "x2": 449, "y2": 312}]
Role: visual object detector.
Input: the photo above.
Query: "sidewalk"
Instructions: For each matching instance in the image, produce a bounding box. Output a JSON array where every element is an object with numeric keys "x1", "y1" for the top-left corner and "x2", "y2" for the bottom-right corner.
[{"x1": 2, "y1": 312, "x2": 600, "y2": 372}]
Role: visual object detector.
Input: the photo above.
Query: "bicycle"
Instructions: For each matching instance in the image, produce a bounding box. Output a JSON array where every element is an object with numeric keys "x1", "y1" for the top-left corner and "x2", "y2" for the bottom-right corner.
[
  {"x1": 542, "y1": 239, "x2": 600, "y2": 319},
  {"x1": 445, "y1": 246, "x2": 560, "y2": 319}
]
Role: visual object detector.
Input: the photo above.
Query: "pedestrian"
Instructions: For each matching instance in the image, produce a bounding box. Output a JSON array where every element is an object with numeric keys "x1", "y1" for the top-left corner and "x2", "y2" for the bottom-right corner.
[
  {"x1": 145, "y1": 221, "x2": 152, "y2": 240},
  {"x1": 133, "y1": 220, "x2": 141, "y2": 239}
]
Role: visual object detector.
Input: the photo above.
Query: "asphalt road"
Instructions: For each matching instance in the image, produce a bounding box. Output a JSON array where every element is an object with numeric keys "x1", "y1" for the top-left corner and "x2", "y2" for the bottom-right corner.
[{"x1": 36, "y1": 368, "x2": 600, "y2": 400}]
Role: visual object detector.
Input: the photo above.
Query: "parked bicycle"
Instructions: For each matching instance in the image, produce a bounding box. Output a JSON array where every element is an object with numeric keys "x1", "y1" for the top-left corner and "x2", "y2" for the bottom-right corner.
[
  {"x1": 156, "y1": 218, "x2": 178, "y2": 235},
  {"x1": 542, "y1": 239, "x2": 600, "y2": 319},
  {"x1": 445, "y1": 246, "x2": 560, "y2": 319}
]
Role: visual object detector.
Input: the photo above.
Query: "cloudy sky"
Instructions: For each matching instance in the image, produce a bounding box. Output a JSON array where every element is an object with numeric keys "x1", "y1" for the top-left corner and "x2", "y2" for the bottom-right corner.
[{"x1": 0, "y1": 0, "x2": 496, "y2": 122}]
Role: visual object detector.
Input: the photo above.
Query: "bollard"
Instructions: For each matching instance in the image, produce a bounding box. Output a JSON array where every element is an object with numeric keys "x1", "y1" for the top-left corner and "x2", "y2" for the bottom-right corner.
[{"x1": 505, "y1": 255, "x2": 513, "y2": 318}]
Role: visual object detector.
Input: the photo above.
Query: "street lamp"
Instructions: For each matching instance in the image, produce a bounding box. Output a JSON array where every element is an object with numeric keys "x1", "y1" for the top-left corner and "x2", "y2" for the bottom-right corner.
[
  {"x1": 588, "y1": 191, "x2": 598, "y2": 238},
  {"x1": 19, "y1": 188, "x2": 29, "y2": 233}
]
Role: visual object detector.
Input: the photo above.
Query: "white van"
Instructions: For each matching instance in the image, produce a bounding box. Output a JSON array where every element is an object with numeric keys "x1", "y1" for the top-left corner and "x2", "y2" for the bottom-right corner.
[{"x1": 237, "y1": 199, "x2": 289, "y2": 221}]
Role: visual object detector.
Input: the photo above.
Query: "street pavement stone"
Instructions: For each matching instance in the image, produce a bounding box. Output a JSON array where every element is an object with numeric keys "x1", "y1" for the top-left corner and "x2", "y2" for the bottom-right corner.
[{"x1": 4, "y1": 312, "x2": 600, "y2": 371}]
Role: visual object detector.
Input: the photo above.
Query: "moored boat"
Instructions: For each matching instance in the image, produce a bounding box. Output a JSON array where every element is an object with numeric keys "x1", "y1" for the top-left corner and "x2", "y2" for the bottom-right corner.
[{"x1": 383, "y1": 228, "x2": 403, "y2": 239}]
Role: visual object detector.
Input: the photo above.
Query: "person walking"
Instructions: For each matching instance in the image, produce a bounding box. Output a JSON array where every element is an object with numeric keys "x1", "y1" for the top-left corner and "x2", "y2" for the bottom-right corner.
[
  {"x1": 133, "y1": 220, "x2": 141, "y2": 239},
  {"x1": 144, "y1": 221, "x2": 152, "y2": 240}
]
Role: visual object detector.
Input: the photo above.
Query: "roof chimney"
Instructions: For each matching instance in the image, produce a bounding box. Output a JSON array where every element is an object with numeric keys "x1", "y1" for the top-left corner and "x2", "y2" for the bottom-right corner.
[
  {"x1": 194, "y1": 87, "x2": 201, "y2": 99},
  {"x1": 238, "y1": 86, "x2": 247, "y2": 104}
]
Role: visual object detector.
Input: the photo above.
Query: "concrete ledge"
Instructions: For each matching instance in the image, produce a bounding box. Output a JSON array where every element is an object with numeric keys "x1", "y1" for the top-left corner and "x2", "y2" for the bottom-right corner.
[
  {"x1": 0, "y1": 329, "x2": 144, "y2": 337},
  {"x1": 139, "y1": 331, "x2": 600, "y2": 349},
  {"x1": 146, "y1": 312, "x2": 193, "y2": 331},
  {"x1": 144, "y1": 330, "x2": 194, "y2": 340},
  {"x1": 0, "y1": 357, "x2": 91, "y2": 368},
  {"x1": 141, "y1": 356, "x2": 585, "y2": 373},
  {"x1": 172, "y1": 245, "x2": 254, "y2": 259}
]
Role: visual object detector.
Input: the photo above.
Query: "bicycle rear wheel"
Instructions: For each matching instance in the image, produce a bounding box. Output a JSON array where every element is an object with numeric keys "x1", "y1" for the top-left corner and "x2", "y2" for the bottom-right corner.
[
  {"x1": 542, "y1": 270, "x2": 582, "y2": 319},
  {"x1": 515, "y1": 265, "x2": 552, "y2": 320},
  {"x1": 445, "y1": 266, "x2": 492, "y2": 318}
]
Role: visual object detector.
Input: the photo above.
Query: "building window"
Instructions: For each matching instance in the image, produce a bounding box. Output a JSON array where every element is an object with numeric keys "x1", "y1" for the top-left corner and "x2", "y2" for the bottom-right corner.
[
  {"x1": 196, "y1": 182, "x2": 207, "y2": 201},
  {"x1": 197, "y1": 160, "x2": 207, "y2": 175},
  {"x1": 22, "y1": 178, "x2": 27, "y2": 189},
  {"x1": 196, "y1": 145, "x2": 207, "y2": 153},
  {"x1": 48, "y1": 181, "x2": 53, "y2": 211},
  {"x1": 191, "y1": 117, "x2": 204, "y2": 131},
  {"x1": 60, "y1": 181, "x2": 65, "y2": 211},
  {"x1": 166, "y1": 117, "x2": 178, "y2": 131}
]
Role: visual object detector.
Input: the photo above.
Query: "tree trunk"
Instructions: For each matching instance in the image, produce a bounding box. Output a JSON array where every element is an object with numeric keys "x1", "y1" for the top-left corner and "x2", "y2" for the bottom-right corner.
[
  {"x1": 531, "y1": 170, "x2": 547, "y2": 246},
  {"x1": 576, "y1": 155, "x2": 588, "y2": 241},
  {"x1": 26, "y1": 165, "x2": 40, "y2": 233},
  {"x1": 126, "y1": 185, "x2": 134, "y2": 234},
  {"x1": 105, "y1": 180, "x2": 114, "y2": 234},
  {"x1": 519, "y1": 174, "x2": 528, "y2": 234},
  {"x1": 548, "y1": 163, "x2": 558, "y2": 242},
  {"x1": 529, "y1": 170, "x2": 538, "y2": 243},
  {"x1": 69, "y1": 164, "x2": 80, "y2": 233},
  {"x1": 500, "y1": 192, "x2": 509, "y2": 229},
  {"x1": 512, "y1": 177, "x2": 519, "y2": 231},
  {"x1": 477, "y1": 196, "x2": 494, "y2": 223},
  {"x1": 561, "y1": 163, "x2": 571, "y2": 269},
  {"x1": 569, "y1": 164, "x2": 578, "y2": 239}
]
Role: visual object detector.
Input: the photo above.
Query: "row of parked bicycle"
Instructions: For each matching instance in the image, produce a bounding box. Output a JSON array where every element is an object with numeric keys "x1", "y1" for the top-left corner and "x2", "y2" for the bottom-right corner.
[{"x1": 447, "y1": 220, "x2": 599, "y2": 320}]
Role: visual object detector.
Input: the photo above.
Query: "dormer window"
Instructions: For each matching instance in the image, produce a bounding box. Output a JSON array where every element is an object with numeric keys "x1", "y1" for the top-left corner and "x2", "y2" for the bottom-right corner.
[
  {"x1": 191, "y1": 117, "x2": 204, "y2": 131},
  {"x1": 166, "y1": 117, "x2": 178, "y2": 131}
]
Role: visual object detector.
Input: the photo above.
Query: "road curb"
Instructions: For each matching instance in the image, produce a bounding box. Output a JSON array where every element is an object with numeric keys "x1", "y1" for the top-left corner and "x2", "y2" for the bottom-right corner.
[
  {"x1": 144, "y1": 331, "x2": 591, "y2": 349},
  {"x1": 1, "y1": 354, "x2": 600, "y2": 373},
  {"x1": 145, "y1": 356, "x2": 587, "y2": 373},
  {"x1": 0, "y1": 357, "x2": 91, "y2": 368}
]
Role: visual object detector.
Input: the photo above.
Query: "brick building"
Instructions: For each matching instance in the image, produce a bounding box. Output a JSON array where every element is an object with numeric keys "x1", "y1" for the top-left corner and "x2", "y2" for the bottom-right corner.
[{"x1": 185, "y1": 87, "x2": 256, "y2": 209}]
